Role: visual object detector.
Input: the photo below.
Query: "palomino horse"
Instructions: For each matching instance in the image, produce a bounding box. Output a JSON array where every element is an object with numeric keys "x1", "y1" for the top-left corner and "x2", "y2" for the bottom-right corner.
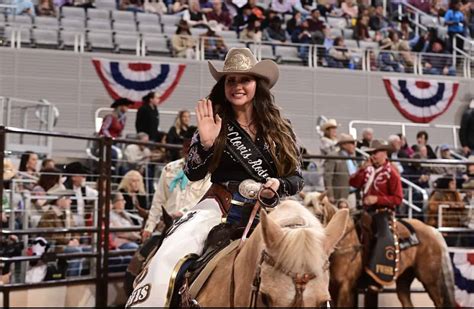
[
  {"x1": 303, "y1": 192, "x2": 456, "y2": 308},
  {"x1": 194, "y1": 200, "x2": 350, "y2": 307}
]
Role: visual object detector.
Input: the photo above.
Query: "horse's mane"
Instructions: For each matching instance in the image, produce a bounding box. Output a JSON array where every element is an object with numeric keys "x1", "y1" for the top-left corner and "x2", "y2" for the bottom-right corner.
[{"x1": 268, "y1": 200, "x2": 327, "y2": 276}]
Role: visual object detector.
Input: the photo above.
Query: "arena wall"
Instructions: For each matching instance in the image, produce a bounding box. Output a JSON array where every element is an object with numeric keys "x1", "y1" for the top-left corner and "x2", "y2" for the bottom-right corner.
[{"x1": 0, "y1": 47, "x2": 472, "y2": 156}]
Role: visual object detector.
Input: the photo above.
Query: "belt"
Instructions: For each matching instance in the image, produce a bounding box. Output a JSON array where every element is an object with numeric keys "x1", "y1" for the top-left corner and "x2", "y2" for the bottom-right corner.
[{"x1": 220, "y1": 179, "x2": 262, "y2": 200}]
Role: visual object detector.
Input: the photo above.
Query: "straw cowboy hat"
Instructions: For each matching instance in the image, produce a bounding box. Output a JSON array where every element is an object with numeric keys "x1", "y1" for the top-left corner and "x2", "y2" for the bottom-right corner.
[
  {"x1": 208, "y1": 48, "x2": 279, "y2": 88},
  {"x1": 363, "y1": 139, "x2": 394, "y2": 153},
  {"x1": 321, "y1": 119, "x2": 339, "y2": 131},
  {"x1": 3, "y1": 159, "x2": 17, "y2": 181},
  {"x1": 207, "y1": 20, "x2": 222, "y2": 33},
  {"x1": 462, "y1": 179, "x2": 474, "y2": 190},
  {"x1": 336, "y1": 133, "x2": 356, "y2": 146}
]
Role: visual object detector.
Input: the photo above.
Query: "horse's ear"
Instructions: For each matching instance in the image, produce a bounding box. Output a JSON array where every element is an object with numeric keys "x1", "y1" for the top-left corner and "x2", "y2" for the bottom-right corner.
[
  {"x1": 161, "y1": 206, "x2": 173, "y2": 228},
  {"x1": 299, "y1": 191, "x2": 306, "y2": 199},
  {"x1": 323, "y1": 209, "x2": 349, "y2": 255},
  {"x1": 260, "y1": 209, "x2": 284, "y2": 250},
  {"x1": 318, "y1": 191, "x2": 327, "y2": 202}
]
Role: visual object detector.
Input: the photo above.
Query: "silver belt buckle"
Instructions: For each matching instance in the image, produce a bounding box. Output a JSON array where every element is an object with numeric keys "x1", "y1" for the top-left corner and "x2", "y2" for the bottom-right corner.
[{"x1": 238, "y1": 179, "x2": 261, "y2": 200}]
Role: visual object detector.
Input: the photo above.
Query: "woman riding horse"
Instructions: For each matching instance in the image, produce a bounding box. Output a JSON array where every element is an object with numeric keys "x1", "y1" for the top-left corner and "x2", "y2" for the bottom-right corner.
[{"x1": 126, "y1": 48, "x2": 304, "y2": 307}]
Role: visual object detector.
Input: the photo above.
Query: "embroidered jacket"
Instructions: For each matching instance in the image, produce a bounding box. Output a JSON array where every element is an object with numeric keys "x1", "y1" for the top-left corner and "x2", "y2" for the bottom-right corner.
[
  {"x1": 184, "y1": 129, "x2": 304, "y2": 197},
  {"x1": 349, "y1": 160, "x2": 403, "y2": 209}
]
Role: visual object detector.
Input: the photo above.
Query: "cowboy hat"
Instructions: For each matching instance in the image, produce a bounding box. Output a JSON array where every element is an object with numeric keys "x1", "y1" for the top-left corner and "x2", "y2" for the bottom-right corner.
[
  {"x1": 63, "y1": 161, "x2": 90, "y2": 176},
  {"x1": 337, "y1": 133, "x2": 356, "y2": 146},
  {"x1": 379, "y1": 38, "x2": 393, "y2": 50},
  {"x1": 462, "y1": 179, "x2": 474, "y2": 189},
  {"x1": 110, "y1": 98, "x2": 133, "y2": 108},
  {"x1": 207, "y1": 20, "x2": 221, "y2": 33},
  {"x1": 320, "y1": 119, "x2": 339, "y2": 131},
  {"x1": 363, "y1": 139, "x2": 393, "y2": 153},
  {"x1": 467, "y1": 155, "x2": 474, "y2": 165},
  {"x1": 208, "y1": 48, "x2": 279, "y2": 88},
  {"x1": 3, "y1": 159, "x2": 17, "y2": 181}
]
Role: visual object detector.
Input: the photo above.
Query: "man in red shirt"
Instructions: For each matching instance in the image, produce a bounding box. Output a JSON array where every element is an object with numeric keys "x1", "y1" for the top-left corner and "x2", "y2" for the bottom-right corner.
[{"x1": 349, "y1": 139, "x2": 403, "y2": 291}]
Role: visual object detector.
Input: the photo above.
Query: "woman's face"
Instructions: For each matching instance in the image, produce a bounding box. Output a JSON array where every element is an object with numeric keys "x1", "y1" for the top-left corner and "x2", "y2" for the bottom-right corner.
[
  {"x1": 129, "y1": 175, "x2": 141, "y2": 192},
  {"x1": 27, "y1": 154, "x2": 38, "y2": 172},
  {"x1": 448, "y1": 180, "x2": 456, "y2": 191},
  {"x1": 417, "y1": 134, "x2": 427, "y2": 145},
  {"x1": 113, "y1": 198, "x2": 126, "y2": 212},
  {"x1": 119, "y1": 105, "x2": 129, "y2": 113},
  {"x1": 181, "y1": 111, "x2": 191, "y2": 126},
  {"x1": 328, "y1": 127, "x2": 337, "y2": 138},
  {"x1": 224, "y1": 74, "x2": 257, "y2": 107}
]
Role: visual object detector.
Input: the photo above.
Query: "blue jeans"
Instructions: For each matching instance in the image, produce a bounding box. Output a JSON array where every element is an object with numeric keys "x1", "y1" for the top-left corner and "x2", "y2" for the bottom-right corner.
[
  {"x1": 64, "y1": 246, "x2": 92, "y2": 277},
  {"x1": 423, "y1": 67, "x2": 456, "y2": 76},
  {"x1": 108, "y1": 242, "x2": 139, "y2": 273},
  {"x1": 226, "y1": 193, "x2": 258, "y2": 228}
]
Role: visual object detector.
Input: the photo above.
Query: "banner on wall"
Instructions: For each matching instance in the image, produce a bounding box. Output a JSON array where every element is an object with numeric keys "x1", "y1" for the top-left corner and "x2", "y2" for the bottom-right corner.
[
  {"x1": 449, "y1": 248, "x2": 474, "y2": 307},
  {"x1": 383, "y1": 77, "x2": 459, "y2": 123},
  {"x1": 92, "y1": 58, "x2": 186, "y2": 108}
]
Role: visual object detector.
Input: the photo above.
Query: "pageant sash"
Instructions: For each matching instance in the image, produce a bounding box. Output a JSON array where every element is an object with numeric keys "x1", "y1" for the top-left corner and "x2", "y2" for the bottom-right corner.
[{"x1": 225, "y1": 121, "x2": 276, "y2": 182}]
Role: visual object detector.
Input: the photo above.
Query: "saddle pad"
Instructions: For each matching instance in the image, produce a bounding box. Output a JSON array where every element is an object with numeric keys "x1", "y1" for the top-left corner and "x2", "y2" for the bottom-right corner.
[
  {"x1": 366, "y1": 212, "x2": 398, "y2": 286},
  {"x1": 189, "y1": 240, "x2": 240, "y2": 298}
]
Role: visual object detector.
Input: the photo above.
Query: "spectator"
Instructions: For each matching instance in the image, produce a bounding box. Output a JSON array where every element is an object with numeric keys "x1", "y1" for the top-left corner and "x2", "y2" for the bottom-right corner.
[
  {"x1": 223, "y1": 0, "x2": 238, "y2": 18},
  {"x1": 200, "y1": 20, "x2": 228, "y2": 59},
  {"x1": 206, "y1": 0, "x2": 232, "y2": 30},
  {"x1": 135, "y1": 92, "x2": 160, "y2": 142},
  {"x1": 246, "y1": 0, "x2": 266, "y2": 20},
  {"x1": 402, "y1": 153, "x2": 430, "y2": 216},
  {"x1": 316, "y1": 0, "x2": 334, "y2": 17},
  {"x1": 25, "y1": 237, "x2": 67, "y2": 283},
  {"x1": 118, "y1": 170, "x2": 149, "y2": 220},
  {"x1": 307, "y1": 8, "x2": 326, "y2": 34},
  {"x1": 286, "y1": 11, "x2": 303, "y2": 36},
  {"x1": 460, "y1": 100, "x2": 474, "y2": 156},
  {"x1": 142, "y1": 139, "x2": 211, "y2": 240},
  {"x1": 124, "y1": 132, "x2": 152, "y2": 169},
  {"x1": 427, "y1": 176, "x2": 466, "y2": 228},
  {"x1": 369, "y1": 4, "x2": 390, "y2": 31},
  {"x1": 399, "y1": 16, "x2": 415, "y2": 41},
  {"x1": 327, "y1": 36, "x2": 352, "y2": 68},
  {"x1": 120, "y1": 0, "x2": 144, "y2": 12},
  {"x1": 260, "y1": 9, "x2": 278, "y2": 29},
  {"x1": 444, "y1": 0, "x2": 465, "y2": 53},
  {"x1": 32, "y1": 167, "x2": 63, "y2": 209},
  {"x1": 323, "y1": 134, "x2": 358, "y2": 207},
  {"x1": 167, "y1": 110, "x2": 196, "y2": 161},
  {"x1": 183, "y1": 0, "x2": 208, "y2": 27},
  {"x1": 397, "y1": 133, "x2": 415, "y2": 158},
  {"x1": 356, "y1": 127, "x2": 374, "y2": 149},
  {"x1": 353, "y1": 15, "x2": 371, "y2": 41},
  {"x1": 172, "y1": 20, "x2": 197, "y2": 59},
  {"x1": 36, "y1": 0, "x2": 56, "y2": 16},
  {"x1": 37, "y1": 188, "x2": 79, "y2": 252},
  {"x1": 408, "y1": 0, "x2": 431, "y2": 14},
  {"x1": 172, "y1": 0, "x2": 189, "y2": 13},
  {"x1": 11, "y1": 0, "x2": 36, "y2": 15},
  {"x1": 240, "y1": 18, "x2": 263, "y2": 41},
  {"x1": 422, "y1": 41, "x2": 456, "y2": 76},
  {"x1": 291, "y1": 19, "x2": 312, "y2": 59},
  {"x1": 378, "y1": 38, "x2": 404, "y2": 72},
  {"x1": 271, "y1": 0, "x2": 293, "y2": 14},
  {"x1": 233, "y1": 5, "x2": 254, "y2": 31},
  {"x1": 109, "y1": 192, "x2": 141, "y2": 250},
  {"x1": 412, "y1": 130, "x2": 437, "y2": 159},
  {"x1": 434, "y1": 144, "x2": 464, "y2": 176},
  {"x1": 461, "y1": 156, "x2": 474, "y2": 184},
  {"x1": 388, "y1": 134, "x2": 406, "y2": 173},
  {"x1": 18, "y1": 151, "x2": 40, "y2": 191},
  {"x1": 41, "y1": 158, "x2": 55, "y2": 170},
  {"x1": 63, "y1": 162, "x2": 98, "y2": 227},
  {"x1": 397, "y1": 40, "x2": 415, "y2": 71},
  {"x1": 99, "y1": 98, "x2": 133, "y2": 139},
  {"x1": 263, "y1": 16, "x2": 287, "y2": 42},
  {"x1": 320, "y1": 118, "x2": 339, "y2": 155},
  {"x1": 341, "y1": 0, "x2": 358, "y2": 19},
  {"x1": 143, "y1": 0, "x2": 167, "y2": 14}
]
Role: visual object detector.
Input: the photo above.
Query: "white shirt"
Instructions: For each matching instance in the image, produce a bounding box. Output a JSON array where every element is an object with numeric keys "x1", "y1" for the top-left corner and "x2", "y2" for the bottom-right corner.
[
  {"x1": 72, "y1": 185, "x2": 98, "y2": 226},
  {"x1": 144, "y1": 159, "x2": 212, "y2": 233},
  {"x1": 124, "y1": 144, "x2": 152, "y2": 164}
]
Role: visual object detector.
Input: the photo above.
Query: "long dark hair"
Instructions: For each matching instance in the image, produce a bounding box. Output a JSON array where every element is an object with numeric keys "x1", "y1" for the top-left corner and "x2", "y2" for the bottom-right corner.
[
  {"x1": 207, "y1": 77, "x2": 299, "y2": 177},
  {"x1": 19, "y1": 151, "x2": 36, "y2": 172}
]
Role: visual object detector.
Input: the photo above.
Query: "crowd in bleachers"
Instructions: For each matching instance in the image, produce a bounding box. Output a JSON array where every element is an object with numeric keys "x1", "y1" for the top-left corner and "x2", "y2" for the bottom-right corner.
[
  {"x1": 319, "y1": 118, "x2": 474, "y2": 244},
  {"x1": 1, "y1": 0, "x2": 472, "y2": 74}
]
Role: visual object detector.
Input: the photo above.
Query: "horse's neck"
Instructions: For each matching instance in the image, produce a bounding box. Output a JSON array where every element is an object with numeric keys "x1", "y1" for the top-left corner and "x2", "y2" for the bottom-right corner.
[{"x1": 233, "y1": 230, "x2": 263, "y2": 306}]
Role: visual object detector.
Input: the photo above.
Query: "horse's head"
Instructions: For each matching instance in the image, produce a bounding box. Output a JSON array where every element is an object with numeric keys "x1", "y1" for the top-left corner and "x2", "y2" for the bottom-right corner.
[
  {"x1": 300, "y1": 191, "x2": 333, "y2": 225},
  {"x1": 254, "y1": 200, "x2": 349, "y2": 307}
]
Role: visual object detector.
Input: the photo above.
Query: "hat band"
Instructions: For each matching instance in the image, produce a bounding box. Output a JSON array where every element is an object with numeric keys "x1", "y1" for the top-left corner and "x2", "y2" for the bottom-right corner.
[{"x1": 223, "y1": 54, "x2": 254, "y2": 72}]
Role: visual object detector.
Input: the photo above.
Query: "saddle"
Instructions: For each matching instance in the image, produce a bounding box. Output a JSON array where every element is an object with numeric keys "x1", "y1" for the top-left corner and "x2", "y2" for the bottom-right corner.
[
  {"x1": 359, "y1": 210, "x2": 420, "y2": 286},
  {"x1": 168, "y1": 223, "x2": 245, "y2": 307}
]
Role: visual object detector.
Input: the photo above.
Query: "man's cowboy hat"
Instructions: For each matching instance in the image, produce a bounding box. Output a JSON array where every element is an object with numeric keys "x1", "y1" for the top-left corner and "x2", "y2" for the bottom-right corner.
[
  {"x1": 337, "y1": 133, "x2": 356, "y2": 146},
  {"x1": 207, "y1": 20, "x2": 221, "y2": 33},
  {"x1": 363, "y1": 139, "x2": 393, "y2": 153},
  {"x1": 208, "y1": 48, "x2": 279, "y2": 88},
  {"x1": 63, "y1": 161, "x2": 90, "y2": 176},
  {"x1": 320, "y1": 119, "x2": 339, "y2": 131},
  {"x1": 3, "y1": 159, "x2": 17, "y2": 181},
  {"x1": 110, "y1": 98, "x2": 133, "y2": 108},
  {"x1": 462, "y1": 179, "x2": 474, "y2": 190}
]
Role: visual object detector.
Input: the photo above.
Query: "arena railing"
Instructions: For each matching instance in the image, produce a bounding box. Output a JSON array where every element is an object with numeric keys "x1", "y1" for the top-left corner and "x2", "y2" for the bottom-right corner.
[{"x1": 438, "y1": 205, "x2": 474, "y2": 233}]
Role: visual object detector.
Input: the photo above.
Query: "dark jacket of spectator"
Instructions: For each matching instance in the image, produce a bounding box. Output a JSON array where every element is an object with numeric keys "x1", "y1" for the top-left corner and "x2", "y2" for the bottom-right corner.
[
  {"x1": 460, "y1": 104, "x2": 474, "y2": 154},
  {"x1": 120, "y1": 189, "x2": 149, "y2": 219},
  {"x1": 353, "y1": 16, "x2": 370, "y2": 41},
  {"x1": 136, "y1": 102, "x2": 160, "y2": 142},
  {"x1": 263, "y1": 17, "x2": 287, "y2": 42},
  {"x1": 206, "y1": 5, "x2": 232, "y2": 29}
]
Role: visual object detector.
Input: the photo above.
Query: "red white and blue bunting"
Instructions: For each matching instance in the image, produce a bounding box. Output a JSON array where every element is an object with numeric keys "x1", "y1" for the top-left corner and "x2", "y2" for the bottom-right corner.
[
  {"x1": 92, "y1": 58, "x2": 186, "y2": 108},
  {"x1": 450, "y1": 248, "x2": 474, "y2": 307},
  {"x1": 383, "y1": 77, "x2": 459, "y2": 123}
]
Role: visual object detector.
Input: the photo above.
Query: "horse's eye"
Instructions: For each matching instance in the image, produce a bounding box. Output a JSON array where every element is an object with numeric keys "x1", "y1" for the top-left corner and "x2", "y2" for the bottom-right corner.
[{"x1": 261, "y1": 293, "x2": 272, "y2": 307}]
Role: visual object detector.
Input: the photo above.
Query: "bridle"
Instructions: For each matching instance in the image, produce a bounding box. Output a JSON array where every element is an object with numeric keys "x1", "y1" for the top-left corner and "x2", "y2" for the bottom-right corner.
[{"x1": 248, "y1": 249, "x2": 329, "y2": 308}]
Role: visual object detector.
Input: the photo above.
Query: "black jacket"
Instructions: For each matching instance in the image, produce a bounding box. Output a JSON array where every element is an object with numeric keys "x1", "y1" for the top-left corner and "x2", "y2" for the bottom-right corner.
[
  {"x1": 460, "y1": 107, "x2": 474, "y2": 149},
  {"x1": 135, "y1": 104, "x2": 160, "y2": 142}
]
